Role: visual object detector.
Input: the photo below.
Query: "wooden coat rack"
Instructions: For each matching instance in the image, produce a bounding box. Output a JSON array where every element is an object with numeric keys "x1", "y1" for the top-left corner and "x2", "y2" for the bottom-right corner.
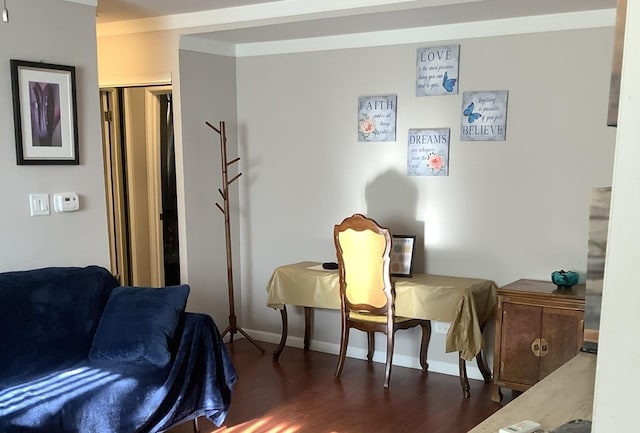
[{"x1": 205, "y1": 120, "x2": 264, "y2": 353}]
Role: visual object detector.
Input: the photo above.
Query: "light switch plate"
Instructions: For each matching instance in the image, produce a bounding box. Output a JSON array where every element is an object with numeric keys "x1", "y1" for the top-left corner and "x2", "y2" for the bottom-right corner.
[{"x1": 29, "y1": 193, "x2": 50, "y2": 216}]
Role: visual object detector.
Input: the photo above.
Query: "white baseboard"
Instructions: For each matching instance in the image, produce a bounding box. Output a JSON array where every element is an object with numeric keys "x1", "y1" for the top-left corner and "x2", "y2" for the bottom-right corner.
[{"x1": 230, "y1": 328, "x2": 485, "y2": 381}]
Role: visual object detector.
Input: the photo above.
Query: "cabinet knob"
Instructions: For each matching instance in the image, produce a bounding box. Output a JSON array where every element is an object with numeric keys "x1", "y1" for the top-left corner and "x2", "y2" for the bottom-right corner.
[
  {"x1": 540, "y1": 338, "x2": 549, "y2": 357},
  {"x1": 531, "y1": 338, "x2": 541, "y2": 357}
]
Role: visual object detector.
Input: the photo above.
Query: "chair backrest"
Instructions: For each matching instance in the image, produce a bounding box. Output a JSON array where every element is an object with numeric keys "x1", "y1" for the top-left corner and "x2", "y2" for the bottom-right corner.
[{"x1": 334, "y1": 213, "x2": 393, "y2": 315}]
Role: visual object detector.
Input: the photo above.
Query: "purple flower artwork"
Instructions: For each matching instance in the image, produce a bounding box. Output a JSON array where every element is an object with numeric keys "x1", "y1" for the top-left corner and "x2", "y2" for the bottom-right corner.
[{"x1": 29, "y1": 81, "x2": 62, "y2": 147}]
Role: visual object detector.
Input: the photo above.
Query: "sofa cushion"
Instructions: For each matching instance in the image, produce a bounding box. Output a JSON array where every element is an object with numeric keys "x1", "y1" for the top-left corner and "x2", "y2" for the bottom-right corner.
[
  {"x1": 89, "y1": 285, "x2": 190, "y2": 367},
  {"x1": 0, "y1": 266, "x2": 119, "y2": 376}
]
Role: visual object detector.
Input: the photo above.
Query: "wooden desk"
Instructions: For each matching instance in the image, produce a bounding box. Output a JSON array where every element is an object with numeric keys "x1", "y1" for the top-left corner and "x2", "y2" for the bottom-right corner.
[
  {"x1": 468, "y1": 351, "x2": 596, "y2": 432},
  {"x1": 265, "y1": 261, "x2": 498, "y2": 397}
]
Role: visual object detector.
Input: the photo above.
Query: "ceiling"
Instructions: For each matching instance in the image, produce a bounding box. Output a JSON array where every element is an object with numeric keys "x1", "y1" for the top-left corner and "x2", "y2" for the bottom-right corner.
[
  {"x1": 95, "y1": 0, "x2": 281, "y2": 23},
  {"x1": 95, "y1": 0, "x2": 617, "y2": 44}
]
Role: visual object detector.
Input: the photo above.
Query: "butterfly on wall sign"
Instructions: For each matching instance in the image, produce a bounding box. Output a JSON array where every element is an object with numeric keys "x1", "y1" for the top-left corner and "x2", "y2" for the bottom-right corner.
[
  {"x1": 442, "y1": 71, "x2": 457, "y2": 93},
  {"x1": 462, "y1": 102, "x2": 481, "y2": 123},
  {"x1": 461, "y1": 91, "x2": 509, "y2": 141}
]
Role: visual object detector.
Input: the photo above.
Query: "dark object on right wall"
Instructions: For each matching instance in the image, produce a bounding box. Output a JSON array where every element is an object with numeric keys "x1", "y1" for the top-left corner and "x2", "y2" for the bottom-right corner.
[
  {"x1": 607, "y1": 0, "x2": 627, "y2": 127},
  {"x1": 583, "y1": 187, "x2": 611, "y2": 354}
]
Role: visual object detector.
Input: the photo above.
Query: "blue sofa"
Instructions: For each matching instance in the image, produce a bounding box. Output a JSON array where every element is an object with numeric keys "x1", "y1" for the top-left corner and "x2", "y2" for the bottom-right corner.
[{"x1": 0, "y1": 266, "x2": 237, "y2": 433}]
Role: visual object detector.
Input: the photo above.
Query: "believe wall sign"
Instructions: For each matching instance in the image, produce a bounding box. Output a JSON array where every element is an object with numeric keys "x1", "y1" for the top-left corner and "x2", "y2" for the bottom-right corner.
[{"x1": 460, "y1": 91, "x2": 508, "y2": 141}]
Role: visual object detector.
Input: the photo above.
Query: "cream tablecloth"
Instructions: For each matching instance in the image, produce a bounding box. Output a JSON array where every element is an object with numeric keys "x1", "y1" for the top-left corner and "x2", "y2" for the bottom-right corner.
[{"x1": 266, "y1": 261, "x2": 497, "y2": 360}]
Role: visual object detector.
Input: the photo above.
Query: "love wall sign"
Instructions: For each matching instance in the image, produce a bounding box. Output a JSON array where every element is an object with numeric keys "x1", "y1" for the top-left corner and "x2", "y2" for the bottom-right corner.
[{"x1": 416, "y1": 45, "x2": 459, "y2": 96}]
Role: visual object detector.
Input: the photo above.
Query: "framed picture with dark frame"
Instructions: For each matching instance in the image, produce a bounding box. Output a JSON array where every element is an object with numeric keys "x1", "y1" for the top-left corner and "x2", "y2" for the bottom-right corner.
[
  {"x1": 10, "y1": 60, "x2": 79, "y2": 165},
  {"x1": 390, "y1": 235, "x2": 416, "y2": 277}
]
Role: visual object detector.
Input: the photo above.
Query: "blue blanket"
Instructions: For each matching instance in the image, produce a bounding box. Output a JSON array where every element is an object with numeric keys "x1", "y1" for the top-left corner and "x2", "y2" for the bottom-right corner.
[{"x1": 0, "y1": 313, "x2": 237, "y2": 432}]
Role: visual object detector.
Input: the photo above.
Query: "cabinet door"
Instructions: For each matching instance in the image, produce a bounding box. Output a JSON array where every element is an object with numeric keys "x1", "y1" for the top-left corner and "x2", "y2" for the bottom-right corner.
[
  {"x1": 500, "y1": 302, "x2": 542, "y2": 386},
  {"x1": 539, "y1": 307, "x2": 583, "y2": 379}
]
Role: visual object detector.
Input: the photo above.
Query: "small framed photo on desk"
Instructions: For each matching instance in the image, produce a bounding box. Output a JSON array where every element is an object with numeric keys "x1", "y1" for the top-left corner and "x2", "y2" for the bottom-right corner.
[{"x1": 390, "y1": 235, "x2": 416, "y2": 277}]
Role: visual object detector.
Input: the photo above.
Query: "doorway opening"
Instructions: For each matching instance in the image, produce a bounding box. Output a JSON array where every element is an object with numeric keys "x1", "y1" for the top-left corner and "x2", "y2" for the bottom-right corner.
[{"x1": 100, "y1": 86, "x2": 180, "y2": 287}]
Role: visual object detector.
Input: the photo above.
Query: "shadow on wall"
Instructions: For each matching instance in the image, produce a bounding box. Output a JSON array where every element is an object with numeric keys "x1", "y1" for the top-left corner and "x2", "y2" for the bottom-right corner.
[{"x1": 365, "y1": 169, "x2": 426, "y2": 274}]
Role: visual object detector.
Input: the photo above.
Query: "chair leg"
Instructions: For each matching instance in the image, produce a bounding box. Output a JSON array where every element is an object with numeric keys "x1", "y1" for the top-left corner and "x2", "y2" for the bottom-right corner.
[
  {"x1": 384, "y1": 331, "x2": 394, "y2": 389},
  {"x1": 419, "y1": 321, "x2": 431, "y2": 372},
  {"x1": 366, "y1": 331, "x2": 375, "y2": 362},
  {"x1": 335, "y1": 324, "x2": 350, "y2": 378}
]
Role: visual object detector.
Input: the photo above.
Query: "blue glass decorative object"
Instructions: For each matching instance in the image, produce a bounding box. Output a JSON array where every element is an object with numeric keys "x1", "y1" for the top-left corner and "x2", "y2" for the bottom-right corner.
[{"x1": 551, "y1": 270, "x2": 579, "y2": 289}]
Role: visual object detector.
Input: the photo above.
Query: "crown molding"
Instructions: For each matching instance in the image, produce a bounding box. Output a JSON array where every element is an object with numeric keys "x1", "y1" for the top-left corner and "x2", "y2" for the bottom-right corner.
[
  {"x1": 180, "y1": 35, "x2": 237, "y2": 58},
  {"x1": 96, "y1": 0, "x2": 477, "y2": 38},
  {"x1": 64, "y1": 0, "x2": 97, "y2": 6},
  {"x1": 179, "y1": 9, "x2": 614, "y2": 58}
]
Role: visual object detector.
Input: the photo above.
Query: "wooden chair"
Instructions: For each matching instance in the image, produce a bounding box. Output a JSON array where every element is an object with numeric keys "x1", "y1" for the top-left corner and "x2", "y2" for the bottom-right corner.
[{"x1": 333, "y1": 213, "x2": 431, "y2": 388}]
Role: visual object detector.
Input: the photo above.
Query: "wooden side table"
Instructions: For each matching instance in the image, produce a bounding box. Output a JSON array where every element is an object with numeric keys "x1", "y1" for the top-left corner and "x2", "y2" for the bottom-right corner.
[{"x1": 491, "y1": 279, "x2": 585, "y2": 402}]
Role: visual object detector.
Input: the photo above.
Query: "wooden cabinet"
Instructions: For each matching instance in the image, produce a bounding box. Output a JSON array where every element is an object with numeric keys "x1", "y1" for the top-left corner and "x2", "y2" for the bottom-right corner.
[{"x1": 491, "y1": 279, "x2": 585, "y2": 402}]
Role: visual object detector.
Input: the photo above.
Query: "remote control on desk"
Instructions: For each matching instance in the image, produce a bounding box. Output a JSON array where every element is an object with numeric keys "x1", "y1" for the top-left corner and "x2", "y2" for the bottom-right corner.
[{"x1": 499, "y1": 420, "x2": 543, "y2": 433}]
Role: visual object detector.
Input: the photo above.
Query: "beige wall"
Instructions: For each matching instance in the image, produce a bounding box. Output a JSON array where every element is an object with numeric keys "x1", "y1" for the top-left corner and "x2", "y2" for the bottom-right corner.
[
  {"x1": 0, "y1": 0, "x2": 109, "y2": 271},
  {"x1": 97, "y1": 30, "x2": 179, "y2": 88},
  {"x1": 178, "y1": 49, "x2": 239, "y2": 323},
  {"x1": 236, "y1": 27, "x2": 617, "y2": 372}
]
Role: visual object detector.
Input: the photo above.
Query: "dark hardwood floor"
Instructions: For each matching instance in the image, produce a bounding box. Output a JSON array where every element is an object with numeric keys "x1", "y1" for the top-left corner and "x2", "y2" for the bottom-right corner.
[{"x1": 192, "y1": 339, "x2": 514, "y2": 433}]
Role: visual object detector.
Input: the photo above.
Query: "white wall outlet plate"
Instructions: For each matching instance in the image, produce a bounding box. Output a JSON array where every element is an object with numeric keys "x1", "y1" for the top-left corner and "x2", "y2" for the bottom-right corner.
[{"x1": 434, "y1": 321, "x2": 451, "y2": 334}]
